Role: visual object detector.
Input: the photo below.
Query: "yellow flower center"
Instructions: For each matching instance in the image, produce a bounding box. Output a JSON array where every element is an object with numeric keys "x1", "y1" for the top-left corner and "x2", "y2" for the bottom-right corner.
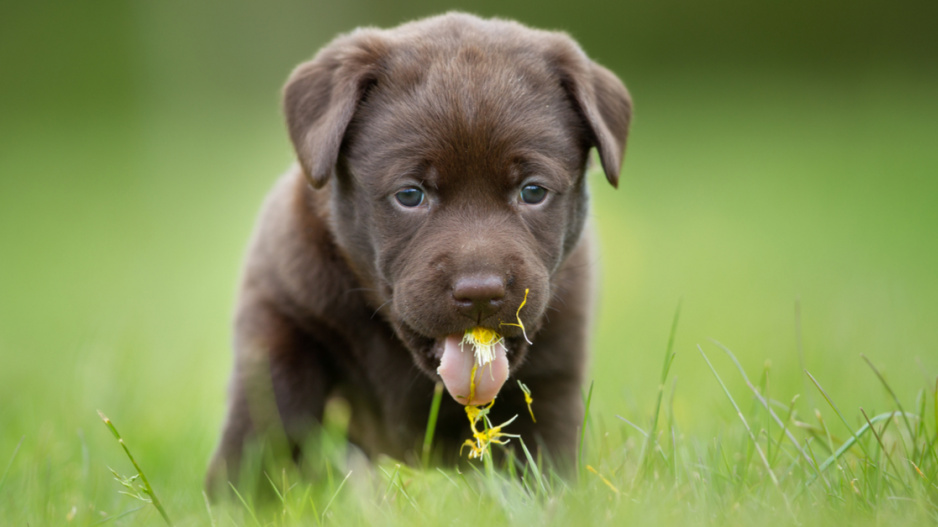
[{"x1": 461, "y1": 327, "x2": 503, "y2": 367}]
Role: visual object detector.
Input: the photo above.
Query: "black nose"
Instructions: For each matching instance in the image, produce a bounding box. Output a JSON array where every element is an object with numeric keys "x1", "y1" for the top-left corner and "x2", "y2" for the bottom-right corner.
[{"x1": 452, "y1": 273, "x2": 506, "y2": 320}]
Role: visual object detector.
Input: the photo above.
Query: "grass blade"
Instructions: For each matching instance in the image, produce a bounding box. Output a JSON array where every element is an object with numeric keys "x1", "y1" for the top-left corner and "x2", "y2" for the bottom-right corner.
[
  {"x1": 201, "y1": 490, "x2": 217, "y2": 527},
  {"x1": 771, "y1": 396, "x2": 800, "y2": 467},
  {"x1": 92, "y1": 505, "x2": 148, "y2": 526},
  {"x1": 518, "y1": 438, "x2": 547, "y2": 496},
  {"x1": 632, "y1": 301, "x2": 680, "y2": 483},
  {"x1": 616, "y1": 415, "x2": 649, "y2": 438},
  {"x1": 861, "y1": 354, "x2": 917, "y2": 458},
  {"x1": 321, "y1": 470, "x2": 352, "y2": 523},
  {"x1": 379, "y1": 464, "x2": 402, "y2": 503},
  {"x1": 860, "y1": 407, "x2": 911, "y2": 492},
  {"x1": 712, "y1": 339, "x2": 817, "y2": 473},
  {"x1": 799, "y1": 411, "x2": 919, "y2": 494},
  {"x1": 697, "y1": 344, "x2": 792, "y2": 515},
  {"x1": 650, "y1": 301, "x2": 681, "y2": 444},
  {"x1": 803, "y1": 370, "x2": 874, "y2": 460},
  {"x1": 795, "y1": 298, "x2": 814, "y2": 409},
  {"x1": 435, "y1": 467, "x2": 461, "y2": 490},
  {"x1": 0, "y1": 435, "x2": 24, "y2": 494},
  {"x1": 228, "y1": 482, "x2": 261, "y2": 527},
  {"x1": 98, "y1": 411, "x2": 172, "y2": 526},
  {"x1": 422, "y1": 382, "x2": 444, "y2": 467},
  {"x1": 265, "y1": 471, "x2": 286, "y2": 504},
  {"x1": 578, "y1": 380, "x2": 594, "y2": 480}
]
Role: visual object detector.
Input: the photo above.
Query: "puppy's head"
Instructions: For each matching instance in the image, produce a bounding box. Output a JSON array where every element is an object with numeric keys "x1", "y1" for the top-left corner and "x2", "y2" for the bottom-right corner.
[{"x1": 284, "y1": 13, "x2": 631, "y2": 405}]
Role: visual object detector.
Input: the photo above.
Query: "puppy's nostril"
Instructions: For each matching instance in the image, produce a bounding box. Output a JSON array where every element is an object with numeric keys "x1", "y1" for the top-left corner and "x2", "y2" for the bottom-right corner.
[{"x1": 452, "y1": 274, "x2": 506, "y2": 308}]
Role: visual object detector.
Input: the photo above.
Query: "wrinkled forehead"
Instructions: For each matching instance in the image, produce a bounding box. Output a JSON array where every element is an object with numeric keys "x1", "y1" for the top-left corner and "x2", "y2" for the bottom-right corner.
[{"x1": 344, "y1": 42, "x2": 588, "y2": 185}]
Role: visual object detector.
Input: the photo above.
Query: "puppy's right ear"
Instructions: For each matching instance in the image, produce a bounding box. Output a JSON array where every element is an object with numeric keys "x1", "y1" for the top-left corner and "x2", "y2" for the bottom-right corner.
[{"x1": 284, "y1": 30, "x2": 387, "y2": 188}]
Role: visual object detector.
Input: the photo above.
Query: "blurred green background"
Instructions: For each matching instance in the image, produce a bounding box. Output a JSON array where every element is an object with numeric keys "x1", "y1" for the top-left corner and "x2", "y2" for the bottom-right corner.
[{"x1": 1, "y1": 0, "x2": 936, "y2": 515}]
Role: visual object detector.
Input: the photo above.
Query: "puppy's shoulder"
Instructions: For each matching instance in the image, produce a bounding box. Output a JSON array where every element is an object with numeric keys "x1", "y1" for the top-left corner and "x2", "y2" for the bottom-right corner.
[{"x1": 239, "y1": 166, "x2": 359, "y2": 321}]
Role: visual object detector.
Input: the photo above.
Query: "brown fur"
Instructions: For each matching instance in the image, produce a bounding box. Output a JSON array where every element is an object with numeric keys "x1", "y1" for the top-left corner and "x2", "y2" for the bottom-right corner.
[{"x1": 207, "y1": 12, "x2": 631, "y2": 494}]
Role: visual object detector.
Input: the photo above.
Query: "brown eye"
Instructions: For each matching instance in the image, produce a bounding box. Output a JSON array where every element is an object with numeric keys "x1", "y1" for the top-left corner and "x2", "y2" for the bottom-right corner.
[
  {"x1": 395, "y1": 187, "x2": 424, "y2": 207},
  {"x1": 520, "y1": 184, "x2": 547, "y2": 204}
]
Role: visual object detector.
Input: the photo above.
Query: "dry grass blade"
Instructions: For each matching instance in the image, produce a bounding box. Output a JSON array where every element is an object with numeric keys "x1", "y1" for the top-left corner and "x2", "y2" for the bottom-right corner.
[{"x1": 586, "y1": 465, "x2": 620, "y2": 495}]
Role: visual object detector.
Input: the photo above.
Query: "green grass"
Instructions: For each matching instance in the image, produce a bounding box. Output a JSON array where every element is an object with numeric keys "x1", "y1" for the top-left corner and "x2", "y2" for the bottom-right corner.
[
  {"x1": 14, "y1": 338, "x2": 937, "y2": 526},
  {"x1": 1, "y1": 65, "x2": 937, "y2": 525}
]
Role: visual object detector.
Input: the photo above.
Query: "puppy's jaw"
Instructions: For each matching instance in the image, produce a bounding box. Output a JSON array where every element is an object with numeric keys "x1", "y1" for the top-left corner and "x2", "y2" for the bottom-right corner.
[{"x1": 378, "y1": 228, "x2": 551, "y2": 393}]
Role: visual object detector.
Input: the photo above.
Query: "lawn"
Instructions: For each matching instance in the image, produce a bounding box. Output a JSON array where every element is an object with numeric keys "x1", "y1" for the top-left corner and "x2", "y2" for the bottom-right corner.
[{"x1": 1, "y1": 15, "x2": 937, "y2": 525}]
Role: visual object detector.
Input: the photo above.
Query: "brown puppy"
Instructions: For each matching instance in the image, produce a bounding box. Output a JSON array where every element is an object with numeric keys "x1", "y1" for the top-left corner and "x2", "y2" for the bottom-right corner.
[{"x1": 207, "y1": 12, "x2": 631, "y2": 493}]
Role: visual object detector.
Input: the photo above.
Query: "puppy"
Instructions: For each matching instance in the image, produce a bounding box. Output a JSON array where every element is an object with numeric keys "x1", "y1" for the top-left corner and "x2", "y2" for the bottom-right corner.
[{"x1": 207, "y1": 12, "x2": 631, "y2": 492}]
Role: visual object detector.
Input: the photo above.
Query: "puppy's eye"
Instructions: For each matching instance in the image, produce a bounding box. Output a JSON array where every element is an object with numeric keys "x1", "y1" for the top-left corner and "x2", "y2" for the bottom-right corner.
[
  {"x1": 395, "y1": 187, "x2": 425, "y2": 208},
  {"x1": 519, "y1": 184, "x2": 547, "y2": 205}
]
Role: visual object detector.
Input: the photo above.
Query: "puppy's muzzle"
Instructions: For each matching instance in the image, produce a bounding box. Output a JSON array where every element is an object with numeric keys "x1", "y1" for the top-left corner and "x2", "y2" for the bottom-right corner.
[{"x1": 451, "y1": 273, "x2": 506, "y2": 321}]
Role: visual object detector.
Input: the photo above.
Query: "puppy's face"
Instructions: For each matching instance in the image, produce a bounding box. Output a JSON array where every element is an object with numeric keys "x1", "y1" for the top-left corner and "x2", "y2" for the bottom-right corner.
[
  {"x1": 336, "y1": 51, "x2": 590, "y2": 384},
  {"x1": 283, "y1": 14, "x2": 631, "y2": 404}
]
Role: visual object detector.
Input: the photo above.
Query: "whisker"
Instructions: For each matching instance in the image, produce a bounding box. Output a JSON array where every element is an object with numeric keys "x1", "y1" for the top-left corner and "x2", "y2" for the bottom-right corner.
[{"x1": 371, "y1": 299, "x2": 394, "y2": 319}]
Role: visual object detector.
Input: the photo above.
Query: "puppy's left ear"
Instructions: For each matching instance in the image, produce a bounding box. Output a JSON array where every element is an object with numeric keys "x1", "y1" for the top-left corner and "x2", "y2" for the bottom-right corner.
[
  {"x1": 551, "y1": 43, "x2": 632, "y2": 188},
  {"x1": 283, "y1": 29, "x2": 387, "y2": 188}
]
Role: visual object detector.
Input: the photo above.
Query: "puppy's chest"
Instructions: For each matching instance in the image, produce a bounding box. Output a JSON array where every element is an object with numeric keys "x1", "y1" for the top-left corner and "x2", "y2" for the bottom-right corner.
[{"x1": 330, "y1": 326, "x2": 431, "y2": 435}]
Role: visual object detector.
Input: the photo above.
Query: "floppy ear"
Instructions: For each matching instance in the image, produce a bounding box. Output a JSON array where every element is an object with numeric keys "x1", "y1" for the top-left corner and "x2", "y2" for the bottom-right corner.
[
  {"x1": 551, "y1": 44, "x2": 632, "y2": 188},
  {"x1": 283, "y1": 30, "x2": 387, "y2": 188}
]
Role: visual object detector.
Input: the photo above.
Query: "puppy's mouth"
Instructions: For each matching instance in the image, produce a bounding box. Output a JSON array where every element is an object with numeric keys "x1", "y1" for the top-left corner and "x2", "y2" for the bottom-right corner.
[{"x1": 397, "y1": 323, "x2": 530, "y2": 406}]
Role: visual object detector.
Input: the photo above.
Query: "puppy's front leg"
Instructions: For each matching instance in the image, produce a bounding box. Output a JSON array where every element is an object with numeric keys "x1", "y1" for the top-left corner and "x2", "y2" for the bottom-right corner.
[{"x1": 206, "y1": 299, "x2": 335, "y2": 497}]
